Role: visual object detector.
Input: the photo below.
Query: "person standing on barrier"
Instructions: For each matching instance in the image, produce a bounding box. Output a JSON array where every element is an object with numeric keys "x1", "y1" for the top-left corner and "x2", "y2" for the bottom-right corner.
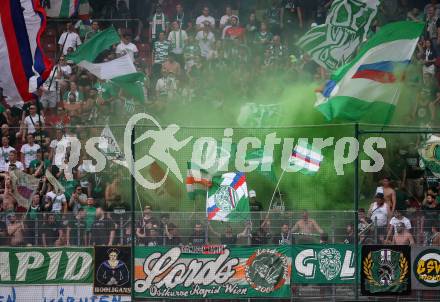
[
  {"x1": 291, "y1": 210, "x2": 323, "y2": 243},
  {"x1": 368, "y1": 192, "x2": 390, "y2": 244}
]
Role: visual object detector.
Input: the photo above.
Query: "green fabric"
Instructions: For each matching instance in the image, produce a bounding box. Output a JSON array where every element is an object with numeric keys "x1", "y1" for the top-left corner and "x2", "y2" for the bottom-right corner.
[
  {"x1": 94, "y1": 81, "x2": 117, "y2": 101},
  {"x1": 29, "y1": 159, "x2": 51, "y2": 171},
  {"x1": 84, "y1": 205, "x2": 96, "y2": 231},
  {"x1": 332, "y1": 21, "x2": 425, "y2": 82},
  {"x1": 134, "y1": 245, "x2": 292, "y2": 299},
  {"x1": 0, "y1": 247, "x2": 93, "y2": 284},
  {"x1": 110, "y1": 72, "x2": 146, "y2": 103},
  {"x1": 67, "y1": 26, "x2": 120, "y2": 64},
  {"x1": 292, "y1": 244, "x2": 359, "y2": 283},
  {"x1": 60, "y1": 179, "x2": 79, "y2": 200},
  {"x1": 317, "y1": 95, "x2": 396, "y2": 124}
]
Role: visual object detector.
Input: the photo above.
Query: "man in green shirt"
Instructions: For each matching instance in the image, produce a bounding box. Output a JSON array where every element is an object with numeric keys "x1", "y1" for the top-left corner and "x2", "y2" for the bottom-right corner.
[
  {"x1": 84, "y1": 197, "x2": 97, "y2": 245},
  {"x1": 29, "y1": 150, "x2": 51, "y2": 177}
]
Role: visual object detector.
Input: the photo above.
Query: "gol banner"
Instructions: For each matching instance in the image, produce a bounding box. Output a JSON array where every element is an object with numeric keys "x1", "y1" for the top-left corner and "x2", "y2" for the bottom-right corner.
[
  {"x1": 134, "y1": 245, "x2": 292, "y2": 299},
  {"x1": 292, "y1": 244, "x2": 358, "y2": 284},
  {"x1": 411, "y1": 247, "x2": 440, "y2": 290}
]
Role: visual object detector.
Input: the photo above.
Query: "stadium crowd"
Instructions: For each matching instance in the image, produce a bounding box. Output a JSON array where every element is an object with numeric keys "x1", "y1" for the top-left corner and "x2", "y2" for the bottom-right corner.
[{"x1": 0, "y1": 0, "x2": 439, "y2": 248}]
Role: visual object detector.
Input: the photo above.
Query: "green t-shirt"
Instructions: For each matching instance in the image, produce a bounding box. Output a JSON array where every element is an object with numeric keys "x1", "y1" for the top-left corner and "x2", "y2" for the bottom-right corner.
[
  {"x1": 29, "y1": 159, "x2": 51, "y2": 172},
  {"x1": 84, "y1": 205, "x2": 96, "y2": 231}
]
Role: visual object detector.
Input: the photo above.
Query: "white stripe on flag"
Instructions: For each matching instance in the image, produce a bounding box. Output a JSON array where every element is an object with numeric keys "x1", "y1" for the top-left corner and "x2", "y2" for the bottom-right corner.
[
  {"x1": 0, "y1": 21, "x2": 23, "y2": 107},
  {"x1": 331, "y1": 39, "x2": 419, "y2": 104},
  {"x1": 78, "y1": 53, "x2": 136, "y2": 80},
  {"x1": 295, "y1": 145, "x2": 323, "y2": 162}
]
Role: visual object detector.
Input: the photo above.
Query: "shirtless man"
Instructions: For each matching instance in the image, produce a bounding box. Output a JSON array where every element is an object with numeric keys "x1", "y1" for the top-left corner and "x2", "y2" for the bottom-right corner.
[
  {"x1": 381, "y1": 177, "x2": 396, "y2": 214},
  {"x1": 6, "y1": 213, "x2": 24, "y2": 246},
  {"x1": 292, "y1": 210, "x2": 323, "y2": 243},
  {"x1": 392, "y1": 223, "x2": 415, "y2": 245}
]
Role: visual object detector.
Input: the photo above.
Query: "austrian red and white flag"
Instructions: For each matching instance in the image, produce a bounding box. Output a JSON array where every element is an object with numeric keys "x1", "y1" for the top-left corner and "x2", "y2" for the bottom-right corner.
[{"x1": 0, "y1": 0, "x2": 53, "y2": 107}]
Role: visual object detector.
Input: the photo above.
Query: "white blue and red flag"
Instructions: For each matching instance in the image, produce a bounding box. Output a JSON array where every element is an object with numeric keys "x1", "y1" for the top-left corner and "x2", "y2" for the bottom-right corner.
[
  {"x1": 206, "y1": 172, "x2": 250, "y2": 222},
  {"x1": 289, "y1": 141, "x2": 323, "y2": 175},
  {"x1": 0, "y1": 0, "x2": 53, "y2": 107}
]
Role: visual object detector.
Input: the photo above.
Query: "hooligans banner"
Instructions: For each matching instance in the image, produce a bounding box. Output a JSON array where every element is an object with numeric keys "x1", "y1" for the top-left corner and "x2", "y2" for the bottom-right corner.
[
  {"x1": 0, "y1": 247, "x2": 93, "y2": 285},
  {"x1": 292, "y1": 244, "x2": 357, "y2": 284},
  {"x1": 361, "y1": 245, "x2": 411, "y2": 295},
  {"x1": 412, "y1": 247, "x2": 440, "y2": 290},
  {"x1": 134, "y1": 245, "x2": 292, "y2": 299}
]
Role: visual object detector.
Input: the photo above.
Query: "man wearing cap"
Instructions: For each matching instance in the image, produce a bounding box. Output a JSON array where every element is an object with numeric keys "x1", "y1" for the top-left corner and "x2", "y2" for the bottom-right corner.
[
  {"x1": 249, "y1": 189, "x2": 263, "y2": 224},
  {"x1": 368, "y1": 192, "x2": 390, "y2": 243}
]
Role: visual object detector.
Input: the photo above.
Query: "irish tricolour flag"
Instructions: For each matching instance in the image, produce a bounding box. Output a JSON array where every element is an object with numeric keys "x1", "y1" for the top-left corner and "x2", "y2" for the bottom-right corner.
[
  {"x1": 206, "y1": 172, "x2": 250, "y2": 222},
  {"x1": 315, "y1": 21, "x2": 424, "y2": 124}
]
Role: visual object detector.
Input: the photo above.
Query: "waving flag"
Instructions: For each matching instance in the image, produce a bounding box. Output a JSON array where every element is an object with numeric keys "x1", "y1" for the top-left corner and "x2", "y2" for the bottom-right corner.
[
  {"x1": 206, "y1": 172, "x2": 250, "y2": 222},
  {"x1": 44, "y1": 0, "x2": 79, "y2": 18},
  {"x1": 289, "y1": 141, "x2": 323, "y2": 175},
  {"x1": 297, "y1": 0, "x2": 379, "y2": 71},
  {"x1": 186, "y1": 162, "x2": 212, "y2": 200},
  {"x1": 0, "y1": 0, "x2": 53, "y2": 107},
  {"x1": 10, "y1": 169, "x2": 40, "y2": 208},
  {"x1": 315, "y1": 21, "x2": 424, "y2": 124}
]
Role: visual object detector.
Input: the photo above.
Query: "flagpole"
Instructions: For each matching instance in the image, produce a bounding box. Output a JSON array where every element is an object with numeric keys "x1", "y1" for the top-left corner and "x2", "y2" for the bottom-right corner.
[{"x1": 266, "y1": 169, "x2": 287, "y2": 219}]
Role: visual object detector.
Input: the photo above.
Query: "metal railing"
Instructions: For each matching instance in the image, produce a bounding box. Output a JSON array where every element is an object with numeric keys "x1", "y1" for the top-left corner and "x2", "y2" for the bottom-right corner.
[{"x1": 2, "y1": 210, "x2": 438, "y2": 248}]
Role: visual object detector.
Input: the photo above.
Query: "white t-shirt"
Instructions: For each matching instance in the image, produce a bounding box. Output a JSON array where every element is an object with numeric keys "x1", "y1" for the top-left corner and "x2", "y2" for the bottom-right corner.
[
  {"x1": 116, "y1": 42, "x2": 138, "y2": 62},
  {"x1": 46, "y1": 191, "x2": 66, "y2": 213},
  {"x1": 0, "y1": 146, "x2": 15, "y2": 171},
  {"x1": 25, "y1": 114, "x2": 44, "y2": 134},
  {"x1": 58, "y1": 31, "x2": 82, "y2": 55},
  {"x1": 196, "y1": 15, "x2": 216, "y2": 28},
  {"x1": 20, "y1": 143, "x2": 40, "y2": 168},
  {"x1": 371, "y1": 202, "x2": 388, "y2": 227},
  {"x1": 195, "y1": 31, "x2": 215, "y2": 58},
  {"x1": 168, "y1": 30, "x2": 188, "y2": 54},
  {"x1": 50, "y1": 138, "x2": 70, "y2": 166},
  {"x1": 389, "y1": 216, "x2": 412, "y2": 234},
  {"x1": 60, "y1": 65, "x2": 72, "y2": 78},
  {"x1": 4, "y1": 161, "x2": 24, "y2": 171}
]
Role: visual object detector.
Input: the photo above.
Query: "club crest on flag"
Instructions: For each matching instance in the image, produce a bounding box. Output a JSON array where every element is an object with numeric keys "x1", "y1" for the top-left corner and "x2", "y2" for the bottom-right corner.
[{"x1": 207, "y1": 172, "x2": 250, "y2": 222}]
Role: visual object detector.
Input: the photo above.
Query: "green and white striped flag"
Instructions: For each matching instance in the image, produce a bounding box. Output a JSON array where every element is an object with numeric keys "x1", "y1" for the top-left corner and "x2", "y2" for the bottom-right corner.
[
  {"x1": 297, "y1": 0, "x2": 380, "y2": 71},
  {"x1": 315, "y1": 21, "x2": 424, "y2": 124},
  {"x1": 45, "y1": 0, "x2": 79, "y2": 18},
  {"x1": 67, "y1": 27, "x2": 146, "y2": 102}
]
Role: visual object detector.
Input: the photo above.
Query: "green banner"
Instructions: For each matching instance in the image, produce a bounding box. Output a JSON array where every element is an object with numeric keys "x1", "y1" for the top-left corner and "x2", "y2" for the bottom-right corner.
[
  {"x1": 134, "y1": 245, "x2": 292, "y2": 299},
  {"x1": 0, "y1": 247, "x2": 93, "y2": 285},
  {"x1": 292, "y1": 244, "x2": 358, "y2": 284}
]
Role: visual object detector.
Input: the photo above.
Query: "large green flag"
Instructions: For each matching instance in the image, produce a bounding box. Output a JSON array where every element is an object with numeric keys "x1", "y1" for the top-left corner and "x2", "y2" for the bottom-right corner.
[
  {"x1": 315, "y1": 21, "x2": 424, "y2": 124},
  {"x1": 110, "y1": 72, "x2": 146, "y2": 103},
  {"x1": 297, "y1": 0, "x2": 379, "y2": 71},
  {"x1": 67, "y1": 26, "x2": 120, "y2": 64}
]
